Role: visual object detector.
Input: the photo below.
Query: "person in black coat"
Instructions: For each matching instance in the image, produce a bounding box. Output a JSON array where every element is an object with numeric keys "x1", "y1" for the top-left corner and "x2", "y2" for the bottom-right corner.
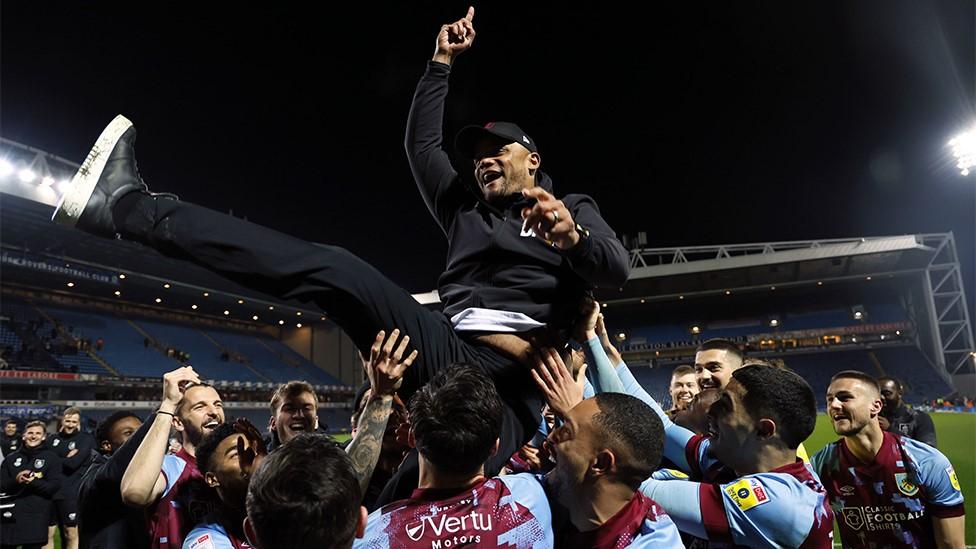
[
  {"x1": 1, "y1": 418, "x2": 21, "y2": 456},
  {"x1": 0, "y1": 420, "x2": 62, "y2": 549},
  {"x1": 47, "y1": 407, "x2": 96, "y2": 549},
  {"x1": 77, "y1": 410, "x2": 151, "y2": 549}
]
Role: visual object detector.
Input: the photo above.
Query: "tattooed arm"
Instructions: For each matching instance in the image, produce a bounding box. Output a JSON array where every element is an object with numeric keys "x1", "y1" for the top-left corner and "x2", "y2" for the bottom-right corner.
[{"x1": 346, "y1": 329, "x2": 418, "y2": 497}]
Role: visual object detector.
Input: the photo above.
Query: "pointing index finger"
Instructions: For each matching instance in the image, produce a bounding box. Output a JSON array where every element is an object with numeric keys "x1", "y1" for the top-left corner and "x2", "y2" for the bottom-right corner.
[{"x1": 465, "y1": 6, "x2": 475, "y2": 22}]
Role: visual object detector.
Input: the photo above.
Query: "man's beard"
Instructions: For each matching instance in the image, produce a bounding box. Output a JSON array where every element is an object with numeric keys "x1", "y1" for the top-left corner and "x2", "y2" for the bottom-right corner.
[{"x1": 182, "y1": 419, "x2": 205, "y2": 448}]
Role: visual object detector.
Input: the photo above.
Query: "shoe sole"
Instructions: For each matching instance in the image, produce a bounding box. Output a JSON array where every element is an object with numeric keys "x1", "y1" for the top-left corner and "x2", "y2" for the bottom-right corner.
[{"x1": 52, "y1": 114, "x2": 133, "y2": 227}]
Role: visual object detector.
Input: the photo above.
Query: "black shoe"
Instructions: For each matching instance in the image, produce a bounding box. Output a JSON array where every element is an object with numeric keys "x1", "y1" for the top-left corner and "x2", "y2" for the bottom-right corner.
[{"x1": 52, "y1": 115, "x2": 162, "y2": 237}]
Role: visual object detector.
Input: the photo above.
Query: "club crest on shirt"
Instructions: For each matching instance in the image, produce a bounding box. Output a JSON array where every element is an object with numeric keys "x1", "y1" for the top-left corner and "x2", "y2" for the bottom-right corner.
[
  {"x1": 13, "y1": 457, "x2": 22, "y2": 467},
  {"x1": 33, "y1": 458, "x2": 45, "y2": 469},
  {"x1": 842, "y1": 507, "x2": 865, "y2": 531},
  {"x1": 946, "y1": 467, "x2": 960, "y2": 491},
  {"x1": 894, "y1": 473, "x2": 919, "y2": 496},
  {"x1": 68, "y1": 441, "x2": 76, "y2": 450},
  {"x1": 52, "y1": 438, "x2": 61, "y2": 447},
  {"x1": 724, "y1": 478, "x2": 770, "y2": 511}
]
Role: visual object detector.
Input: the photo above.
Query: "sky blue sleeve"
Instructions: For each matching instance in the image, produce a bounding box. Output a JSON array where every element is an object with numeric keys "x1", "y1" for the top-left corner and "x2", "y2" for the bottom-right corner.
[
  {"x1": 183, "y1": 526, "x2": 236, "y2": 549},
  {"x1": 160, "y1": 453, "x2": 186, "y2": 499},
  {"x1": 906, "y1": 439, "x2": 965, "y2": 508},
  {"x1": 584, "y1": 337, "x2": 626, "y2": 394},
  {"x1": 498, "y1": 473, "x2": 555, "y2": 548},
  {"x1": 639, "y1": 478, "x2": 708, "y2": 540},
  {"x1": 717, "y1": 473, "x2": 830, "y2": 548}
]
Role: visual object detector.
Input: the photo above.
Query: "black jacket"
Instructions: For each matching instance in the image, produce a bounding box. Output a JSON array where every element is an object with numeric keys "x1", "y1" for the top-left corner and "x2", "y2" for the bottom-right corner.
[
  {"x1": 883, "y1": 404, "x2": 937, "y2": 448},
  {"x1": 1, "y1": 433, "x2": 21, "y2": 456},
  {"x1": 0, "y1": 443, "x2": 62, "y2": 545},
  {"x1": 78, "y1": 414, "x2": 154, "y2": 549},
  {"x1": 406, "y1": 61, "x2": 630, "y2": 331},
  {"x1": 49, "y1": 429, "x2": 96, "y2": 500}
]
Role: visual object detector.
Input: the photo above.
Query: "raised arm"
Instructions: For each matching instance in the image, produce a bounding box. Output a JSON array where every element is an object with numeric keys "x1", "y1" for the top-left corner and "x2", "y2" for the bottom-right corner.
[
  {"x1": 405, "y1": 7, "x2": 476, "y2": 233},
  {"x1": 120, "y1": 367, "x2": 200, "y2": 507},
  {"x1": 346, "y1": 329, "x2": 417, "y2": 498}
]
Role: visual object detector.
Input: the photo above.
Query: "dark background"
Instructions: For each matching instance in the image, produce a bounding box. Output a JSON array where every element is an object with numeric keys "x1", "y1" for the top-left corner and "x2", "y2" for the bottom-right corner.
[{"x1": 2, "y1": 2, "x2": 974, "y2": 316}]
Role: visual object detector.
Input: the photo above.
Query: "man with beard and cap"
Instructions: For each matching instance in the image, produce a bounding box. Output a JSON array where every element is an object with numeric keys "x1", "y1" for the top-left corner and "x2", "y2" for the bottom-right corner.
[
  {"x1": 77, "y1": 410, "x2": 151, "y2": 549},
  {"x1": 812, "y1": 371, "x2": 965, "y2": 548},
  {"x1": 183, "y1": 418, "x2": 267, "y2": 549},
  {"x1": 51, "y1": 6, "x2": 628, "y2": 508},
  {"x1": 877, "y1": 376, "x2": 938, "y2": 448},
  {"x1": 121, "y1": 366, "x2": 225, "y2": 549},
  {"x1": 2, "y1": 418, "x2": 21, "y2": 457},
  {"x1": 46, "y1": 407, "x2": 96, "y2": 549},
  {"x1": 0, "y1": 421, "x2": 62, "y2": 549}
]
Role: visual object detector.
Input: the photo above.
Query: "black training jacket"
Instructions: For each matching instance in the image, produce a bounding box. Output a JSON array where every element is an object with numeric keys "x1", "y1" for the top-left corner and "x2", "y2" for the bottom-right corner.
[
  {"x1": 0, "y1": 444, "x2": 62, "y2": 545},
  {"x1": 406, "y1": 61, "x2": 630, "y2": 331},
  {"x1": 77, "y1": 415, "x2": 154, "y2": 549}
]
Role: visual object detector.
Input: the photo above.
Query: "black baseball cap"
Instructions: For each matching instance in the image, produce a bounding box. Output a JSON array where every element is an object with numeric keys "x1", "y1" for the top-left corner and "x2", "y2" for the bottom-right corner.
[{"x1": 455, "y1": 121, "x2": 538, "y2": 158}]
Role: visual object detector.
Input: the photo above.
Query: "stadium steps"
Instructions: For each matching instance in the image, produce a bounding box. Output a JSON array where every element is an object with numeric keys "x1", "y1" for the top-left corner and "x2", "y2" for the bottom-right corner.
[
  {"x1": 32, "y1": 304, "x2": 119, "y2": 376},
  {"x1": 257, "y1": 336, "x2": 344, "y2": 386},
  {"x1": 196, "y1": 329, "x2": 272, "y2": 383}
]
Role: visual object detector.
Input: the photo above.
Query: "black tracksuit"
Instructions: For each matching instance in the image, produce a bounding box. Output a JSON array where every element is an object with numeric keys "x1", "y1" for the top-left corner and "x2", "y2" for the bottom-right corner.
[
  {"x1": 1, "y1": 434, "x2": 21, "y2": 456},
  {"x1": 77, "y1": 414, "x2": 153, "y2": 549},
  {"x1": 0, "y1": 444, "x2": 62, "y2": 546},
  {"x1": 109, "y1": 59, "x2": 626, "y2": 505},
  {"x1": 48, "y1": 429, "x2": 96, "y2": 526}
]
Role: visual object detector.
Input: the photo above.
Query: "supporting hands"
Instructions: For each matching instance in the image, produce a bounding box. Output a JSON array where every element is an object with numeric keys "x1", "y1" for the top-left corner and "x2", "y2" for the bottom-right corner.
[
  {"x1": 531, "y1": 347, "x2": 587, "y2": 417},
  {"x1": 520, "y1": 187, "x2": 580, "y2": 250},
  {"x1": 433, "y1": 7, "x2": 476, "y2": 65},
  {"x1": 573, "y1": 297, "x2": 601, "y2": 343},
  {"x1": 368, "y1": 329, "x2": 418, "y2": 397}
]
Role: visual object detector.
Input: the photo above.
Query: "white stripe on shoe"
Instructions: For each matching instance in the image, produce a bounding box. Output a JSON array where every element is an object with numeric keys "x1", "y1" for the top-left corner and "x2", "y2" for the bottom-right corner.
[{"x1": 52, "y1": 114, "x2": 133, "y2": 226}]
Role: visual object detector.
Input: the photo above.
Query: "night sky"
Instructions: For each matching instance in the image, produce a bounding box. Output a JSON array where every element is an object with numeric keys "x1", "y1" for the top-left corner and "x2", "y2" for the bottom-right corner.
[{"x1": 2, "y1": 2, "x2": 974, "y2": 314}]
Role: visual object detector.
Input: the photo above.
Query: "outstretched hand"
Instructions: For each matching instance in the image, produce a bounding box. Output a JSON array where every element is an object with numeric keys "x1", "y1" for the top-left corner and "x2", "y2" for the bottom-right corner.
[
  {"x1": 368, "y1": 329, "x2": 418, "y2": 397},
  {"x1": 434, "y1": 7, "x2": 476, "y2": 64},
  {"x1": 521, "y1": 187, "x2": 580, "y2": 250},
  {"x1": 531, "y1": 347, "x2": 587, "y2": 417}
]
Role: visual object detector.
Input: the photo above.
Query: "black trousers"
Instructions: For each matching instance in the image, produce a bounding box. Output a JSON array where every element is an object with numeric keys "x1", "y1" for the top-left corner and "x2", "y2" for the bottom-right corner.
[{"x1": 116, "y1": 195, "x2": 541, "y2": 499}]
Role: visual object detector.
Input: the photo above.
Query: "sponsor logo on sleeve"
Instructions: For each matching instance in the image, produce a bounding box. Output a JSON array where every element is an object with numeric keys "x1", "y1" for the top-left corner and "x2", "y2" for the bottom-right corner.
[
  {"x1": 188, "y1": 533, "x2": 215, "y2": 549},
  {"x1": 946, "y1": 467, "x2": 961, "y2": 491},
  {"x1": 894, "y1": 473, "x2": 919, "y2": 497},
  {"x1": 52, "y1": 438, "x2": 60, "y2": 447},
  {"x1": 724, "y1": 478, "x2": 770, "y2": 511}
]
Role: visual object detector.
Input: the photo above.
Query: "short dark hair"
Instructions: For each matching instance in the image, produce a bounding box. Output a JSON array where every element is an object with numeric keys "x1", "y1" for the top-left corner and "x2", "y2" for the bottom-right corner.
[
  {"x1": 732, "y1": 365, "x2": 816, "y2": 449},
  {"x1": 95, "y1": 411, "x2": 140, "y2": 444},
  {"x1": 877, "y1": 376, "x2": 903, "y2": 392},
  {"x1": 176, "y1": 382, "x2": 218, "y2": 416},
  {"x1": 832, "y1": 370, "x2": 881, "y2": 395},
  {"x1": 195, "y1": 421, "x2": 239, "y2": 474},
  {"x1": 696, "y1": 339, "x2": 745, "y2": 362},
  {"x1": 408, "y1": 364, "x2": 503, "y2": 475},
  {"x1": 591, "y1": 393, "x2": 664, "y2": 489},
  {"x1": 269, "y1": 381, "x2": 318, "y2": 414},
  {"x1": 671, "y1": 365, "x2": 696, "y2": 378},
  {"x1": 246, "y1": 433, "x2": 360, "y2": 549},
  {"x1": 4, "y1": 418, "x2": 18, "y2": 427}
]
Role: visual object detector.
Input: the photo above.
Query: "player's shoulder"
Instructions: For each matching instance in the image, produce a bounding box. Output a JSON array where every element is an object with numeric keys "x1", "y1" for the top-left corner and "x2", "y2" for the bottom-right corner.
[
  {"x1": 810, "y1": 440, "x2": 842, "y2": 472},
  {"x1": 898, "y1": 434, "x2": 950, "y2": 466},
  {"x1": 496, "y1": 472, "x2": 549, "y2": 502},
  {"x1": 184, "y1": 522, "x2": 234, "y2": 549}
]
